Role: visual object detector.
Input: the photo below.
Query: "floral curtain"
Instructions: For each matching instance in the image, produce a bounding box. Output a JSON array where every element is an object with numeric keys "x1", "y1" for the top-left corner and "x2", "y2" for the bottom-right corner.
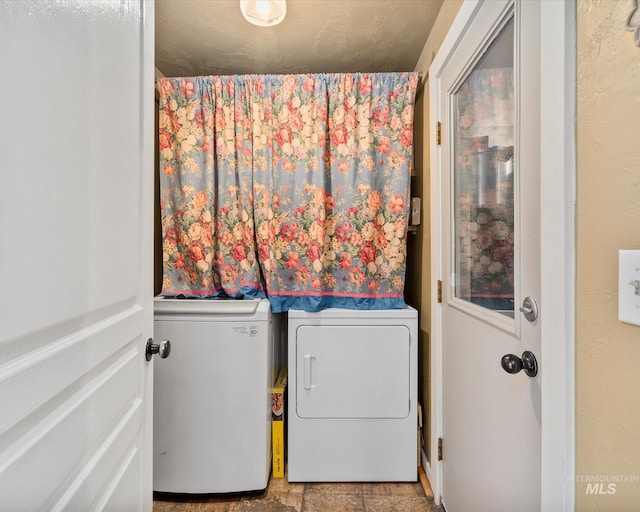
[
  {"x1": 158, "y1": 76, "x2": 266, "y2": 298},
  {"x1": 455, "y1": 68, "x2": 514, "y2": 309},
  {"x1": 158, "y1": 73, "x2": 419, "y2": 312}
]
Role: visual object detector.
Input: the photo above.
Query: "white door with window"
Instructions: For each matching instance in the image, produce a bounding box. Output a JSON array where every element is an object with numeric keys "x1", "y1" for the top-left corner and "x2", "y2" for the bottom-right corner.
[
  {"x1": 0, "y1": 1, "x2": 155, "y2": 510},
  {"x1": 430, "y1": 1, "x2": 542, "y2": 510}
]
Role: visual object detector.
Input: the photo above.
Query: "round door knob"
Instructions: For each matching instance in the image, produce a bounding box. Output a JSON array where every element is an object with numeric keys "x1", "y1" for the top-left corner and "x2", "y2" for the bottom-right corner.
[
  {"x1": 500, "y1": 351, "x2": 538, "y2": 377},
  {"x1": 501, "y1": 353, "x2": 523, "y2": 374},
  {"x1": 146, "y1": 338, "x2": 171, "y2": 361}
]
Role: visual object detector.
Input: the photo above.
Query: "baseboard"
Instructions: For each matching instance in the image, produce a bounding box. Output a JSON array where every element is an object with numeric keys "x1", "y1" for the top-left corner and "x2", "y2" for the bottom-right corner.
[{"x1": 421, "y1": 448, "x2": 432, "y2": 485}]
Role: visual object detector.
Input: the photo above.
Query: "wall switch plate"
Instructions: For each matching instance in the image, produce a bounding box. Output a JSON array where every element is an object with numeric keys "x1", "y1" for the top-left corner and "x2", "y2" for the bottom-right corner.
[{"x1": 619, "y1": 250, "x2": 640, "y2": 326}]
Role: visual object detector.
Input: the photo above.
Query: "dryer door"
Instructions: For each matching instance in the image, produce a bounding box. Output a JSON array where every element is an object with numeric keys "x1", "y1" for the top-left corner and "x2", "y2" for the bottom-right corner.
[{"x1": 296, "y1": 325, "x2": 410, "y2": 419}]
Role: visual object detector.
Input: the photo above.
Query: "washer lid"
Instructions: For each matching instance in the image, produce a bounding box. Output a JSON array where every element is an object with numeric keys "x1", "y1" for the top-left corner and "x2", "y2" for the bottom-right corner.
[{"x1": 153, "y1": 297, "x2": 267, "y2": 317}]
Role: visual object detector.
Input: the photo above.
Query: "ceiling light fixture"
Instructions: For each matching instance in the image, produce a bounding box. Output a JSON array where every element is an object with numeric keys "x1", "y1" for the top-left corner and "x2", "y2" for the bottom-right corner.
[{"x1": 240, "y1": 0, "x2": 287, "y2": 27}]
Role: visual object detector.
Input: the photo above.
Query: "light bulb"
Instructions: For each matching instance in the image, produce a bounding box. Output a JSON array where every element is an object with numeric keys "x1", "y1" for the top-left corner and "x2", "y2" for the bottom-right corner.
[
  {"x1": 255, "y1": 0, "x2": 270, "y2": 16},
  {"x1": 240, "y1": 0, "x2": 286, "y2": 27}
]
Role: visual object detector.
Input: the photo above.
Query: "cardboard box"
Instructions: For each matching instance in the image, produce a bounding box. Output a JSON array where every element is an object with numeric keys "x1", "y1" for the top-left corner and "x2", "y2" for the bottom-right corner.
[{"x1": 271, "y1": 367, "x2": 288, "y2": 478}]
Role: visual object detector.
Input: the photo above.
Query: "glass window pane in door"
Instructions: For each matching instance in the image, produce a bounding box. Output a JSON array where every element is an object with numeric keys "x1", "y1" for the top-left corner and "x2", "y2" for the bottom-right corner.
[{"x1": 453, "y1": 17, "x2": 515, "y2": 316}]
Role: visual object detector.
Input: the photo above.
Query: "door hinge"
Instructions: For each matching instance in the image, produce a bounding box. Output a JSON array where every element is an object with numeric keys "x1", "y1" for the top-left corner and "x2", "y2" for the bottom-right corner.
[
  {"x1": 438, "y1": 437, "x2": 443, "y2": 461},
  {"x1": 436, "y1": 121, "x2": 441, "y2": 146},
  {"x1": 437, "y1": 280, "x2": 442, "y2": 303}
]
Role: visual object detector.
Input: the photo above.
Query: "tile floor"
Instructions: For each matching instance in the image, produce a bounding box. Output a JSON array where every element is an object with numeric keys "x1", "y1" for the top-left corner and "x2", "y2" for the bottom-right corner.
[{"x1": 153, "y1": 471, "x2": 442, "y2": 512}]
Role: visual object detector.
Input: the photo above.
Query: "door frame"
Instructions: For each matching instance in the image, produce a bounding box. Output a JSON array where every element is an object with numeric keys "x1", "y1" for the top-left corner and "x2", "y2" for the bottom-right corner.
[{"x1": 428, "y1": 0, "x2": 576, "y2": 509}]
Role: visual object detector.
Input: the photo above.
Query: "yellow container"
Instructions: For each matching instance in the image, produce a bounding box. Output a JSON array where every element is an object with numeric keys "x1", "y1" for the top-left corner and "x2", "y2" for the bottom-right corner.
[{"x1": 271, "y1": 368, "x2": 288, "y2": 478}]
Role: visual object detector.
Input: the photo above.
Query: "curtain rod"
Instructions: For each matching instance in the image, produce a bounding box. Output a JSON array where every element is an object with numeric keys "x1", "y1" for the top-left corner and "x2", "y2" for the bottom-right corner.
[{"x1": 158, "y1": 71, "x2": 425, "y2": 81}]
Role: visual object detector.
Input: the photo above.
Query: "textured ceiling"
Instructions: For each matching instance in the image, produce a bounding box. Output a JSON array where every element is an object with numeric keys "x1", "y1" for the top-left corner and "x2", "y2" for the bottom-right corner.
[{"x1": 155, "y1": 0, "x2": 444, "y2": 77}]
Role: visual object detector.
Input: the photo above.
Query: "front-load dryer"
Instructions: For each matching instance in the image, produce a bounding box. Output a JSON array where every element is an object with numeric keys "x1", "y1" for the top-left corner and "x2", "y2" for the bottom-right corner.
[
  {"x1": 153, "y1": 297, "x2": 277, "y2": 493},
  {"x1": 287, "y1": 306, "x2": 418, "y2": 482}
]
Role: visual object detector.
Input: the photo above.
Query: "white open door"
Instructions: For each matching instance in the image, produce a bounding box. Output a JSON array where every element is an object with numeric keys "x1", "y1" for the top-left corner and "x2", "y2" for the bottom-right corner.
[{"x1": 0, "y1": 1, "x2": 155, "y2": 510}]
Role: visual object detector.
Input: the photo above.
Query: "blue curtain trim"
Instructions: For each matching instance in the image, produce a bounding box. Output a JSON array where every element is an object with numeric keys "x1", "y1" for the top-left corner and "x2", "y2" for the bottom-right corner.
[
  {"x1": 160, "y1": 287, "x2": 407, "y2": 313},
  {"x1": 267, "y1": 295, "x2": 407, "y2": 313},
  {"x1": 160, "y1": 289, "x2": 406, "y2": 312},
  {"x1": 161, "y1": 286, "x2": 267, "y2": 300}
]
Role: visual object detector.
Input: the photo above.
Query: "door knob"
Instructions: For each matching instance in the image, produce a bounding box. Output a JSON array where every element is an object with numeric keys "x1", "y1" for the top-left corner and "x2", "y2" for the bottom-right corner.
[
  {"x1": 146, "y1": 338, "x2": 171, "y2": 361},
  {"x1": 500, "y1": 351, "x2": 538, "y2": 377}
]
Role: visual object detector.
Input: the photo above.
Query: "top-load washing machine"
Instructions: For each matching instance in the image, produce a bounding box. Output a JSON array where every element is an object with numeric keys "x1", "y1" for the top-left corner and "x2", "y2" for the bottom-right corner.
[
  {"x1": 287, "y1": 306, "x2": 418, "y2": 482},
  {"x1": 153, "y1": 297, "x2": 278, "y2": 493}
]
